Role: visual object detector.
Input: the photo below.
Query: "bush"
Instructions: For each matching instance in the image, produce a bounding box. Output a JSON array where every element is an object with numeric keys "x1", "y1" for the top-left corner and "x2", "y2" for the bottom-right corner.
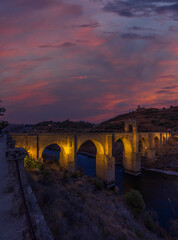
[
  {"x1": 71, "y1": 171, "x2": 79, "y2": 178},
  {"x1": 125, "y1": 189, "x2": 145, "y2": 215},
  {"x1": 24, "y1": 155, "x2": 42, "y2": 169},
  {"x1": 144, "y1": 213, "x2": 155, "y2": 232}
]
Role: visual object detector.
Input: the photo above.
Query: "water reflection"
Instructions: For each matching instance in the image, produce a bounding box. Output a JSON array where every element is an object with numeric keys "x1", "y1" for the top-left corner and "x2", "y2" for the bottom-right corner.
[
  {"x1": 115, "y1": 163, "x2": 178, "y2": 231},
  {"x1": 77, "y1": 153, "x2": 96, "y2": 177}
]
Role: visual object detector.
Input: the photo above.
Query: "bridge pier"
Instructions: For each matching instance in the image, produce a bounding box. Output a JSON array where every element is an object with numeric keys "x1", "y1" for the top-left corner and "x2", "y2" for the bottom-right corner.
[
  {"x1": 60, "y1": 153, "x2": 76, "y2": 172},
  {"x1": 96, "y1": 154, "x2": 115, "y2": 184},
  {"x1": 146, "y1": 149, "x2": 156, "y2": 159},
  {"x1": 123, "y1": 152, "x2": 141, "y2": 176}
]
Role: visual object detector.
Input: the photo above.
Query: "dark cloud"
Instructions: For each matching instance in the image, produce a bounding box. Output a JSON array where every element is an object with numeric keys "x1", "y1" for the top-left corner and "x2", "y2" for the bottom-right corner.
[
  {"x1": 160, "y1": 74, "x2": 177, "y2": 79},
  {"x1": 13, "y1": 0, "x2": 59, "y2": 11},
  {"x1": 39, "y1": 42, "x2": 75, "y2": 48},
  {"x1": 163, "y1": 85, "x2": 177, "y2": 89},
  {"x1": 104, "y1": 0, "x2": 178, "y2": 18},
  {"x1": 77, "y1": 22, "x2": 100, "y2": 28},
  {"x1": 128, "y1": 26, "x2": 155, "y2": 31},
  {"x1": 155, "y1": 3, "x2": 178, "y2": 14},
  {"x1": 155, "y1": 90, "x2": 172, "y2": 94},
  {"x1": 21, "y1": 57, "x2": 54, "y2": 62},
  {"x1": 121, "y1": 33, "x2": 156, "y2": 40}
]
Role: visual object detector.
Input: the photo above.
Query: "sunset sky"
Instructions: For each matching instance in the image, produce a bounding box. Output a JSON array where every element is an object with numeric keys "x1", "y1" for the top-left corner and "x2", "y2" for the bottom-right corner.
[{"x1": 0, "y1": 0, "x2": 178, "y2": 123}]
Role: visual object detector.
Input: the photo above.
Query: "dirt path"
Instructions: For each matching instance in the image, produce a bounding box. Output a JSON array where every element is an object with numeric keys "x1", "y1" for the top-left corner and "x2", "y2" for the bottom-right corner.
[{"x1": 0, "y1": 135, "x2": 24, "y2": 240}]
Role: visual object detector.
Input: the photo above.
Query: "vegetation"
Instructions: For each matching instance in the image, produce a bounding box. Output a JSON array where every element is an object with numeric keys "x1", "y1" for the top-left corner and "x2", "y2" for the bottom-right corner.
[
  {"x1": 24, "y1": 155, "x2": 42, "y2": 169},
  {"x1": 98, "y1": 105, "x2": 178, "y2": 132},
  {"x1": 34, "y1": 119, "x2": 96, "y2": 132},
  {"x1": 125, "y1": 189, "x2": 145, "y2": 216},
  {"x1": 27, "y1": 163, "x2": 163, "y2": 240},
  {"x1": 24, "y1": 147, "x2": 42, "y2": 169},
  {"x1": 0, "y1": 100, "x2": 8, "y2": 131},
  {"x1": 0, "y1": 100, "x2": 6, "y2": 116}
]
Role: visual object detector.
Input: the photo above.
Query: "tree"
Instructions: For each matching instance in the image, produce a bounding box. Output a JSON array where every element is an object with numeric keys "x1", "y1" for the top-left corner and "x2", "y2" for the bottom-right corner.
[
  {"x1": 0, "y1": 101, "x2": 8, "y2": 131},
  {"x1": 0, "y1": 100, "x2": 6, "y2": 116}
]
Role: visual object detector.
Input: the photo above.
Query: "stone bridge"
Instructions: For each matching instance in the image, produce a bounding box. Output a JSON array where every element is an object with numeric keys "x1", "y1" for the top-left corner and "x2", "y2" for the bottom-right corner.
[{"x1": 11, "y1": 120, "x2": 171, "y2": 184}]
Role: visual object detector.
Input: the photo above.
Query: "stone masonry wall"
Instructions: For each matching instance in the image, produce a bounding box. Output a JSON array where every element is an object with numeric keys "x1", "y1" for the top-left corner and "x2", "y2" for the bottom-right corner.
[{"x1": 6, "y1": 135, "x2": 54, "y2": 240}]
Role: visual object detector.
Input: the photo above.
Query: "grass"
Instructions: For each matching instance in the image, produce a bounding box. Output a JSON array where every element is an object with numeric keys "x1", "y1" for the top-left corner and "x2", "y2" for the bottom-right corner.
[{"x1": 26, "y1": 163, "x2": 165, "y2": 240}]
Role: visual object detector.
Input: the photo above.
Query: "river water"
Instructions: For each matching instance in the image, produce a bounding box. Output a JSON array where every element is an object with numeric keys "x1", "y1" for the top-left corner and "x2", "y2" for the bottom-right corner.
[{"x1": 43, "y1": 150, "x2": 178, "y2": 232}]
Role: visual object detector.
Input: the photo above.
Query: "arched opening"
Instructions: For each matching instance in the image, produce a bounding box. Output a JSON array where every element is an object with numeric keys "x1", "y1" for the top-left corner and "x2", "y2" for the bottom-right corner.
[
  {"x1": 113, "y1": 139, "x2": 124, "y2": 165},
  {"x1": 77, "y1": 140, "x2": 97, "y2": 177},
  {"x1": 129, "y1": 124, "x2": 133, "y2": 132},
  {"x1": 114, "y1": 138, "x2": 132, "y2": 186},
  {"x1": 42, "y1": 144, "x2": 61, "y2": 162},
  {"x1": 138, "y1": 140, "x2": 143, "y2": 154},
  {"x1": 113, "y1": 138, "x2": 133, "y2": 167},
  {"x1": 154, "y1": 137, "x2": 160, "y2": 156},
  {"x1": 138, "y1": 138, "x2": 147, "y2": 166}
]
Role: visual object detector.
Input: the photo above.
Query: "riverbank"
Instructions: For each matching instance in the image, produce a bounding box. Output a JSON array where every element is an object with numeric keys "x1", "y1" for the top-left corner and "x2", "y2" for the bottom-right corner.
[
  {"x1": 143, "y1": 136, "x2": 178, "y2": 173},
  {"x1": 26, "y1": 160, "x2": 174, "y2": 240},
  {"x1": 142, "y1": 167, "x2": 178, "y2": 177}
]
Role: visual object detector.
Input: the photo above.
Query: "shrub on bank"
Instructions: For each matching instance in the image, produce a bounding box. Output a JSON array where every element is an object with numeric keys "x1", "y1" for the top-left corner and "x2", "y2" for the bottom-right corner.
[
  {"x1": 71, "y1": 171, "x2": 79, "y2": 178},
  {"x1": 124, "y1": 189, "x2": 145, "y2": 216},
  {"x1": 24, "y1": 155, "x2": 42, "y2": 169}
]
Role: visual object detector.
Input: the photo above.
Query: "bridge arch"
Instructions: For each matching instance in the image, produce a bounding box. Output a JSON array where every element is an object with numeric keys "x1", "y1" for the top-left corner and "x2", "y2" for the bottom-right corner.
[
  {"x1": 154, "y1": 136, "x2": 160, "y2": 156},
  {"x1": 76, "y1": 139, "x2": 105, "y2": 178},
  {"x1": 113, "y1": 139, "x2": 124, "y2": 164},
  {"x1": 77, "y1": 139, "x2": 104, "y2": 155},
  {"x1": 138, "y1": 137, "x2": 149, "y2": 157},
  {"x1": 39, "y1": 142, "x2": 66, "y2": 160},
  {"x1": 42, "y1": 144, "x2": 61, "y2": 162},
  {"x1": 114, "y1": 137, "x2": 132, "y2": 170},
  {"x1": 77, "y1": 140, "x2": 97, "y2": 177},
  {"x1": 154, "y1": 136, "x2": 160, "y2": 148}
]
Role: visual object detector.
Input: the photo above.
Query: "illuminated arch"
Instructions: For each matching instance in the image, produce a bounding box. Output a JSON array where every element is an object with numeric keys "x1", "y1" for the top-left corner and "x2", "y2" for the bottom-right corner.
[
  {"x1": 42, "y1": 144, "x2": 61, "y2": 162},
  {"x1": 112, "y1": 139, "x2": 124, "y2": 164},
  {"x1": 39, "y1": 142, "x2": 66, "y2": 159},
  {"x1": 154, "y1": 136, "x2": 160, "y2": 156},
  {"x1": 77, "y1": 140, "x2": 97, "y2": 177},
  {"x1": 114, "y1": 137, "x2": 132, "y2": 168},
  {"x1": 77, "y1": 139, "x2": 104, "y2": 155},
  {"x1": 139, "y1": 137, "x2": 149, "y2": 154}
]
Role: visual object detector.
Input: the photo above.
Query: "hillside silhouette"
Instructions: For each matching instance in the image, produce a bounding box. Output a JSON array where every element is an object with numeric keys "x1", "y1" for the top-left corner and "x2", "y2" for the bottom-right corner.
[{"x1": 97, "y1": 106, "x2": 178, "y2": 132}]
